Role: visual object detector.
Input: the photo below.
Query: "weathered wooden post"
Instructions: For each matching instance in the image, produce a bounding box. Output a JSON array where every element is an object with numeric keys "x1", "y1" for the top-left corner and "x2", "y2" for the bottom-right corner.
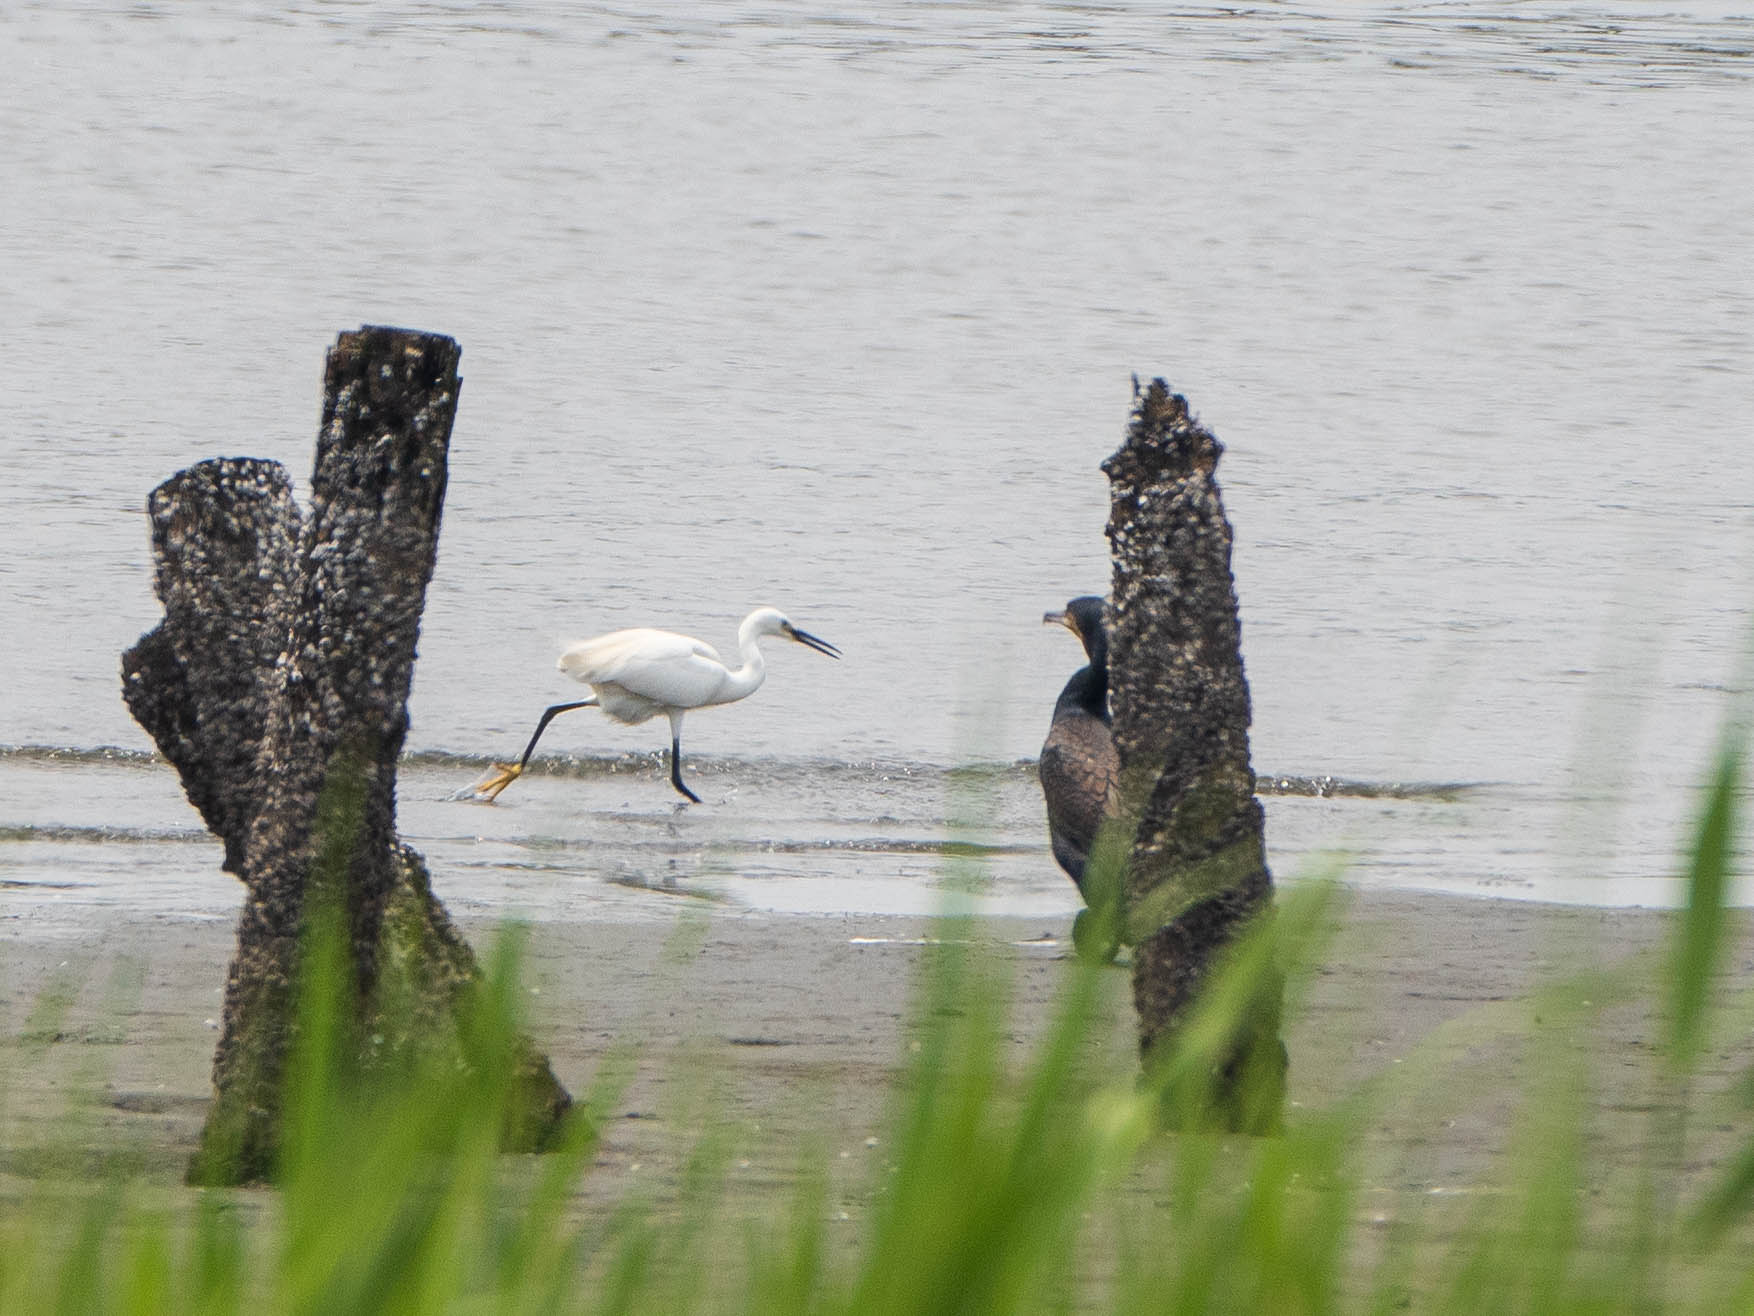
[
  {"x1": 122, "y1": 326, "x2": 570, "y2": 1184},
  {"x1": 1103, "y1": 378, "x2": 1285, "y2": 1133}
]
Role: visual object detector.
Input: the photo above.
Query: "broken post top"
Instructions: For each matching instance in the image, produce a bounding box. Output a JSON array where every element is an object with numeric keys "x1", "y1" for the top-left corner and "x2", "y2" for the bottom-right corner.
[
  {"x1": 145, "y1": 459, "x2": 301, "y2": 614},
  {"x1": 122, "y1": 326, "x2": 464, "y2": 884},
  {"x1": 1102, "y1": 378, "x2": 1222, "y2": 487},
  {"x1": 293, "y1": 326, "x2": 462, "y2": 744},
  {"x1": 314, "y1": 327, "x2": 461, "y2": 529},
  {"x1": 1101, "y1": 375, "x2": 1257, "y2": 834}
]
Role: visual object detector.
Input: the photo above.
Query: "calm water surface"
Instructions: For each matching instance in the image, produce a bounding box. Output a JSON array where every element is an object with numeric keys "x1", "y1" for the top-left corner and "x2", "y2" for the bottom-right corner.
[{"x1": 2, "y1": 2, "x2": 1751, "y2": 924}]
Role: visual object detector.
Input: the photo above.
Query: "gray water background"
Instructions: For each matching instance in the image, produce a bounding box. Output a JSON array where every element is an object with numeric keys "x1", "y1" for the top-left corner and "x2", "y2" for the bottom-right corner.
[{"x1": 3, "y1": 2, "x2": 1751, "y2": 925}]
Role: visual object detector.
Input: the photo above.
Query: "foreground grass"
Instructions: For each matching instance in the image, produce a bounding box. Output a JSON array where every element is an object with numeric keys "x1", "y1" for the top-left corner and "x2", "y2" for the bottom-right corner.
[{"x1": 1, "y1": 727, "x2": 1750, "y2": 1311}]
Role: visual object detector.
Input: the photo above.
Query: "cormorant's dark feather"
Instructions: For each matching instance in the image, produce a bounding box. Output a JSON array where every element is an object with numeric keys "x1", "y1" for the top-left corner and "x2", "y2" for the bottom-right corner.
[{"x1": 1039, "y1": 598, "x2": 1118, "y2": 894}]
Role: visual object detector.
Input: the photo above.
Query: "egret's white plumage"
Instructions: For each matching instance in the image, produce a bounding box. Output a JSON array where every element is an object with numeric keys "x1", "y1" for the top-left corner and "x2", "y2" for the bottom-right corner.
[{"x1": 473, "y1": 607, "x2": 840, "y2": 804}]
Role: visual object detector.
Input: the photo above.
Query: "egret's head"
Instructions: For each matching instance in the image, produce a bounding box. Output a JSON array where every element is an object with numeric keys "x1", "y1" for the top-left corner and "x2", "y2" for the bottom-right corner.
[
  {"x1": 1043, "y1": 596, "x2": 1108, "y2": 657},
  {"x1": 746, "y1": 607, "x2": 842, "y2": 659}
]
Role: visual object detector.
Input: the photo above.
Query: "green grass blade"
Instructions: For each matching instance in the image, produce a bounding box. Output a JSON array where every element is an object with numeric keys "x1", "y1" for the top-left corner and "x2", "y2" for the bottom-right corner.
[
  {"x1": 1669, "y1": 736, "x2": 1744, "y2": 1066},
  {"x1": 53, "y1": 1188, "x2": 120, "y2": 1316}
]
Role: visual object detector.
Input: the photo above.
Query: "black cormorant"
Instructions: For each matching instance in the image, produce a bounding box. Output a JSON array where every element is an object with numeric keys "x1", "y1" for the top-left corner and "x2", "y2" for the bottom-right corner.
[{"x1": 1038, "y1": 596, "x2": 1119, "y2": 894}]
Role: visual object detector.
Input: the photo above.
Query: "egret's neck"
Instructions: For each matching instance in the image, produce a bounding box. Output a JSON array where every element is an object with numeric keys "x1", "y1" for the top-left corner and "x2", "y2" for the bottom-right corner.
[{"x1": 714, "y1": 623, "x2": 770, "y2": 704}]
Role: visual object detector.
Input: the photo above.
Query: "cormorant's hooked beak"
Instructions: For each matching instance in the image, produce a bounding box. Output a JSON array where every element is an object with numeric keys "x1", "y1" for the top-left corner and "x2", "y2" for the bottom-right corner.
[
  {"x1": 1043, "y1": 609, "x2": 1078, "y2": 637},
  {"x1": 783, "y1": 623, "x2": 842, "y2": 659}
]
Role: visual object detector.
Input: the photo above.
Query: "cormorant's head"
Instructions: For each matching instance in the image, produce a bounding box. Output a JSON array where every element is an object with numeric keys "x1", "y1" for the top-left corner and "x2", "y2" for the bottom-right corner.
[{"x1": 1042, "y1": 596, "x2": 1108, "y2": 659}]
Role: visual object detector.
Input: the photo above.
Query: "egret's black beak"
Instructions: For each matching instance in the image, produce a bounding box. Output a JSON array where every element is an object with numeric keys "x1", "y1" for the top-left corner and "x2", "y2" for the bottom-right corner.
[{"x1": 785, "y1": 624, "x2": 842, "y2": 659}]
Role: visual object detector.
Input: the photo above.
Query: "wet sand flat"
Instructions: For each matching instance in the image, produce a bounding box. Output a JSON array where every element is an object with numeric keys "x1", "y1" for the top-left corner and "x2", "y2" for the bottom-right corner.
[{"x1": 2, "y1": 887, "x2": 1745, "y2": 1288}]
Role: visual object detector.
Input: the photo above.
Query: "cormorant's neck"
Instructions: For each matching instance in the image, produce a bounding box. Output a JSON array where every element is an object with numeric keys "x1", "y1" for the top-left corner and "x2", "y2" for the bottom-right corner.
[
  {"x1": 1085, "y1": 628, "x2": 1109, "y2": 706},
  {"x1": 1054, "y1": 664, "x2": 1109, "y2": 722}
]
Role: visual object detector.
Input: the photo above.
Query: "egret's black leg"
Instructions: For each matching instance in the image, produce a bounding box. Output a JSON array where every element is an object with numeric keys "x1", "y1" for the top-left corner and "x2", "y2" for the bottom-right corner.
[
  {"x1": 516, "y1": 700, "x2": 597, "y2": 770},
  {"x1": 669, "y1": 733, "x2": 701, "y2": 804},
  {"x1": 472, "y1": 698, "x2": 599, "y2": 802}
]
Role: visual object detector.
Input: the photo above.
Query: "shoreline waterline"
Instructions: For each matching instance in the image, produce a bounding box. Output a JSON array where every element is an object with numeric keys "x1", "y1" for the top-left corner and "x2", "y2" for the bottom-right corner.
[{"x1": 0, "y1": 750, "x2": 1735, "y2": 922}]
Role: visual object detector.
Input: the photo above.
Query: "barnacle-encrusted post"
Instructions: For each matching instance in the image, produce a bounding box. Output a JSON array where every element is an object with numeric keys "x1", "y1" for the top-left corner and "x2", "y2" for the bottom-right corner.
[
  {"x1": 122, "y1": 327, "x2": 570, "y2": 1183},
  {"x1": 1103, "y1": 378, "x2": 1284, "y2": 1133}
]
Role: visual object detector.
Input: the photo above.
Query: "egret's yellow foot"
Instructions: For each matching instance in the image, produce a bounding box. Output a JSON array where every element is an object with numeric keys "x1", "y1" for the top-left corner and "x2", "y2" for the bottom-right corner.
[{"x1": 473, "y1": 762, "x2": 524, "y2": 802}]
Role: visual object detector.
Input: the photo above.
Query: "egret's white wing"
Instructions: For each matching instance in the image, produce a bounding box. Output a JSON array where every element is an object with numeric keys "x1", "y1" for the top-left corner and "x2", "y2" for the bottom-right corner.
[{"x1": 558, "y1": 627, "x2": 730, "y2": 713}]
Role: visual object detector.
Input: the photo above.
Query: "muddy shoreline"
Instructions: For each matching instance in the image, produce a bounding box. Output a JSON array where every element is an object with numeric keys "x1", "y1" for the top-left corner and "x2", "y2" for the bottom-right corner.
[{"x1": 1, "y1": 888, "x2": 1701, "y2": 1184}]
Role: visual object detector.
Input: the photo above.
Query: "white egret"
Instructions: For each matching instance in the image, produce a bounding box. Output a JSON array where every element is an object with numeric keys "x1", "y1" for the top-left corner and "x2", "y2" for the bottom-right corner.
[{"x1": 471, "y1": 606, "x2": 841, "y2": 805}]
